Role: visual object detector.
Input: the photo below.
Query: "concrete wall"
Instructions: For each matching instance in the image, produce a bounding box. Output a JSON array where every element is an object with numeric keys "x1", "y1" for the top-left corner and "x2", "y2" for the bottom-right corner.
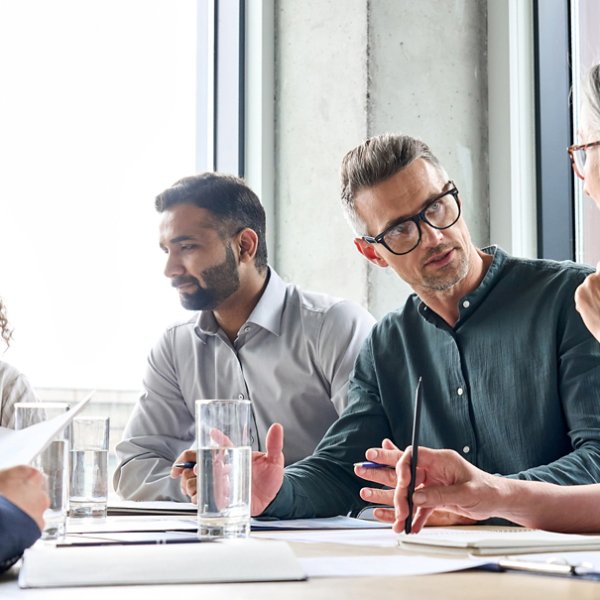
[{"x1": 274, "y1": 0, "x2": 489, "y2": 319}]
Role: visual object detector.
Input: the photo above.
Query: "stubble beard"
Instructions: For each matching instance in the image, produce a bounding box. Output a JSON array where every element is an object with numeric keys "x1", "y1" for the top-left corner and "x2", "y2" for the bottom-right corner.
[
  {"x1": 174, "y1": 245, "x2": 241, "y2": 311},
  {"x1": 421, "y1": 245, "x2": 470, "y2": 292}
]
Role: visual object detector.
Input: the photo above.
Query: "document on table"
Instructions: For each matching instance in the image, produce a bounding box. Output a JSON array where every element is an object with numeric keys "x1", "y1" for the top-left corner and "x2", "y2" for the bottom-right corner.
[
  {"x1": 108, "y1": 501, "x2": 390, "y2": 530},
  {"x1": 400, "y1": 527, "x2": 600, "y2": 556},
  {"x1": 0, "y1": 392, "x2": 94, "y2": 470},
  {"x1": 300, "y1": 554, "x2": 489, "y2": 577},
  {"x1": 19, "y1": 539, "x2": 306, "y2": 588}
]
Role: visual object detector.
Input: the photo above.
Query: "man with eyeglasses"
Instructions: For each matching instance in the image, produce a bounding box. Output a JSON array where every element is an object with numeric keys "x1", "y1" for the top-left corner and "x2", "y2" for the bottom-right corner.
[{"x1": 226, "y1": 132, "x2": 600, "y2": 523}]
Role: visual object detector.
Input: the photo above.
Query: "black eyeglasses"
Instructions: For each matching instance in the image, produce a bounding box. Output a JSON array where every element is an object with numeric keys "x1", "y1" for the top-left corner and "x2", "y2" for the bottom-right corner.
[
  {"x1": 361, "y1": 182, "x2": 461, "y2": 256},
  {"x1": 568, "y1": 141, "x2": 600, "y2": 180}
]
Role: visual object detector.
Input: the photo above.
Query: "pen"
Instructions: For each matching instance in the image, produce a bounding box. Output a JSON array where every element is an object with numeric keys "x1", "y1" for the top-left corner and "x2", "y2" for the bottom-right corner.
[
  {"x1": 174, "y1": 461, "x2": 196, "y2": 469},
  {"x1": 405, "y1": 376, "x2": 423, "y2": 535},
  {"x1": 496, "y1": 559, "x2": 600, "y2": 579},
  {"x1": 353, "y1": 461, "x2": 388, "y2": 469}
]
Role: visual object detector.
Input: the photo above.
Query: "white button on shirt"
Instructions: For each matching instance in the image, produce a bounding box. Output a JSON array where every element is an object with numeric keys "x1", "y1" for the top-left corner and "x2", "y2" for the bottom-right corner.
[
  {"x1": 457, "y1": 387, "x2": 464, "y2": 396},
  {"x1": 462, "y1": 300, "x2": 470, "y2": 308},
  {"x1": 114, "y1": 268, "x2": 376, "y2": 501},
  {"x1": 462, "y1": 446, "x2": 470, "y2": 454}
]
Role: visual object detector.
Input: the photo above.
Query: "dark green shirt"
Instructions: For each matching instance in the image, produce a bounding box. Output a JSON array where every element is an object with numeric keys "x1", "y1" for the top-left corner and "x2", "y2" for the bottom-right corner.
[{"x1": 265, "y1": 246, "x2": 600, "y2": 518}]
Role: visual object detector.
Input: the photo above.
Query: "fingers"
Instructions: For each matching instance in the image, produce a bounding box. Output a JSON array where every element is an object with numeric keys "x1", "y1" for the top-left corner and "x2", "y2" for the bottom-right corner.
[
  {"x1": 372, "y1": 507, "x2": 396, "y2": 523},
  {"x1": 354, "y1": 464, "x2": 397, "y2": 487},
  {"x1": 265, "y1": 423, "x2": 284, "y2": 461},
  {"x1": 359, "y1": 486, "x2": 393, "y2": 506},
  {"x1": 170, "y1": 449, "x2": 197, "y2": 478},
  {"x1": 365, "y1": 441, "x2": 402, "y2": 466}
]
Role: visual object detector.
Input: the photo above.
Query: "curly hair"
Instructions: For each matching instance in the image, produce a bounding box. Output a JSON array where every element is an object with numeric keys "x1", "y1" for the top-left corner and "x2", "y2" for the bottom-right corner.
[{"x1": 0, "y1": 298, "x2": 12, "y2": 348}]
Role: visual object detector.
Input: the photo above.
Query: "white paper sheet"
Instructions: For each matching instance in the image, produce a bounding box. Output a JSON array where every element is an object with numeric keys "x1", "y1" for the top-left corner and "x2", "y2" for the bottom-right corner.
[
  {"x1": 0, "y1": 392, "x2": 94, "y2": 470},
  {"x1": 66, "y1": 516, "x2": 197, "y2": 534},
  {"x1": 19, "y1": 539, "x2": 306, "y2": 588},
  {"x1": 257, "y1": 527, "x2": 398, "y2": 547},
  {"x1": 300, "y1": 554, "x2": 488, "y2": 577}
]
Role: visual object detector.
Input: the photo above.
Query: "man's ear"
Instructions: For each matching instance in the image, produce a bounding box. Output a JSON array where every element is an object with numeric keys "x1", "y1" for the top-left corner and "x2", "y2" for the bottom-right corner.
[
  {"x1": 237, "y1": 228, "x2": 259, "y2": 264},
  {"x1": 354, "y1": 238, "x2": 389, "y2": 268}
]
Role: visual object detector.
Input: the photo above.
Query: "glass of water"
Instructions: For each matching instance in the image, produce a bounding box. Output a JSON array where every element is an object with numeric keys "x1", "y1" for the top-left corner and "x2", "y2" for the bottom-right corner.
[
  {"x1": 69, "y1": 416, "x2": 109, "y2": 519},
  {"x1": 14, "y1": 402, "x2": 70, "y2": 540},
  {"x1": 195, "y1": 399, "x2": 252, "y2": 539}
]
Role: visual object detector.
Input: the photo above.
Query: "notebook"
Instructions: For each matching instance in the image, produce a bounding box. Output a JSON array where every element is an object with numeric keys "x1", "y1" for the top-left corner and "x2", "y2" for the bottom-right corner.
[
  {"x1": 19, "y1": 538, "x2": 306, "y2": 588},
  {"x1": 400, "y1": 527, "x2": 600, "y2": 556}
]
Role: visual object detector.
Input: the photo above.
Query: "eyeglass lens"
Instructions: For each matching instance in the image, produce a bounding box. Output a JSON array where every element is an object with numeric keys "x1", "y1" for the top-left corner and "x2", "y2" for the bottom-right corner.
[
  {"x1": 574, "y1": 148, "x2": 586, "y2": 175},
  {"x1": 383, "y1": 192, "x2": 459, "y2": 254}
]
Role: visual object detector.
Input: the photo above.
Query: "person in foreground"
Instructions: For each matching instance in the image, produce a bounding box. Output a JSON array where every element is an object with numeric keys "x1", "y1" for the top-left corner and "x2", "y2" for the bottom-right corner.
[
  {"x1": 0, "y1": 465, "x2": 49, "y2": 572},
  {"x1": 0, "y1": 298, "x2": 38, "y2": 428},
  {"x1": 391, "y1": 63, "x2": 600, "y2": 534},
  {"x1": 115, "y1": 173, "x2": 375, "y2": 501},
  {"x1": 174, "y1": 132, "x2": 600, "y2": 521}
]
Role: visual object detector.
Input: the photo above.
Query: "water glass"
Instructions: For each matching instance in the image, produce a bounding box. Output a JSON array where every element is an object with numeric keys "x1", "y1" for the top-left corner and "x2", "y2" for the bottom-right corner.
[
  {"x1": 69, "y1": 416, "x2": 109, "y2": 518},
  {"x1": 196, "y1": 399, "x2": 252, "y2": 539},
  {"x1": 14, "y1": 402, "x2": 70, "y2": 540}
]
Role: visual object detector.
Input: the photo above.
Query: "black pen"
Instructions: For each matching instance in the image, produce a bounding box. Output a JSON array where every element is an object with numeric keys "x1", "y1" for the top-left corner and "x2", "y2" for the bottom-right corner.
[
  {"x1": 405, "y1": 376, "x2": 423, "y2": 535},
  {"x1": 174, "y1": 461, "x2": 196, "y2": 469}
]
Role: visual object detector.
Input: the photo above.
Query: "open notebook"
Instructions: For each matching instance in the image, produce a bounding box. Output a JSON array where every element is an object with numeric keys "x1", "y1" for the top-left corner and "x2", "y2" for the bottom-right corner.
[{"x1": 400, "y1": 527, "x2": 600, "y2": 556}]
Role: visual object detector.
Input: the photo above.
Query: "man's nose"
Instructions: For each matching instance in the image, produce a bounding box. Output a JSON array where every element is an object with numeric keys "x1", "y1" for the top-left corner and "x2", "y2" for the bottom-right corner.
[
  {"x1": 164, "y1": 252, "x2": 185, "y2": 278},
  {"x1": 419, "y1": 220, "x2": 444, "y2": 247}
]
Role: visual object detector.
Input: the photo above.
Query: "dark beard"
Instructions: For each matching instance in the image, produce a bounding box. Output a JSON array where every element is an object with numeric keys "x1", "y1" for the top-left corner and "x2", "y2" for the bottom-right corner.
[{"x1": 174, "y1": 245, "x2": 240, "y2": 311}]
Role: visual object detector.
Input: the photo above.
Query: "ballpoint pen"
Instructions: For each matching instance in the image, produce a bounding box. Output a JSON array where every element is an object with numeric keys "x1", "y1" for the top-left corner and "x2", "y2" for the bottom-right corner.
[
  {"x1": 353, "y1": 461, "x2": 388, "y2": 469},
  {"x1": 174, "y1": 461, "x2": 196, "y2": 469},
  {"x1": 405, "y1": 376, "x2": 423, "y2": 535}
]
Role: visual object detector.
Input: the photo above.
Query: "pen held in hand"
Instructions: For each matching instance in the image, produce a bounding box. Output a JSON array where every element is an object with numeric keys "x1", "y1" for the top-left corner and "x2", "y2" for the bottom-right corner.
[
  {"x1": 174, "y1": 461, "x2": 196, "y2": 469},
  {"x1": 405, "y1": 376, "x2": 423, "y2": 535},
  {"x1": 353, "y1": 461, "x2": 389, "y2": 469}
]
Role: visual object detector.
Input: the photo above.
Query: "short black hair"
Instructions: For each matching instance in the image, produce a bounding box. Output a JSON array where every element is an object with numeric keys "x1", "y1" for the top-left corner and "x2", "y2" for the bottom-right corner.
[{"x1": 155, "y1": 172, "x2": 268, "y2": 272}]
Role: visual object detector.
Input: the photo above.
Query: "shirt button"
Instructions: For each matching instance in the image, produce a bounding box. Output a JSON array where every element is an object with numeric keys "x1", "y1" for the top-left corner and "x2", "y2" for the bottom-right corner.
[
  {"x1": 462, "y1": 445, "x2": 470, "y2": 454},
  {"x1": 244, "y1": 326, "x2": 250, "y2": 333},
  {"x1": 462, "y1": 300, "x2": 470, "y2": 308},
  {"x1": 238, "y1": 394, "x2": 244, "y2": 399},
  {"x1": 457, "y1": 387, "x2": 464, "y2": 396}
]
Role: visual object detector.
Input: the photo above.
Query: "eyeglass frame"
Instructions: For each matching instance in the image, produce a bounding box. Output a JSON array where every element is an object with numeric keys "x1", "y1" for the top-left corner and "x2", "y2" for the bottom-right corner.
[
  {"x1": 567, "y1": 141, "x2": 600, "y2": 180},
  {"x1": 361, "y1": 181, "x2": 461, "y2": 256}
]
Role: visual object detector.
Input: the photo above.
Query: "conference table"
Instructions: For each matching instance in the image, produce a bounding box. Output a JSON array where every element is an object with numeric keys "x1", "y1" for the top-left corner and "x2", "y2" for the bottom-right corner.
[{"x1": 2, "y1": 523, "x2": 600, "y2": 600}]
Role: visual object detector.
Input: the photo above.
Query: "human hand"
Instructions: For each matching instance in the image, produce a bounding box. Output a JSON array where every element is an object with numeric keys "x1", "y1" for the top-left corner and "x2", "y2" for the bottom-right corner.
[
  {"x1": 353, "y1": 438, "x2": 401, "y2": 522},
  {"x1": 0, "y1": 465, "x2": 49, "y2": 531},
  {"x1": 251, "y1": 423, "x2": 285, "y2": 516},
  {"x1": 170, "y1": 449, "x2": 198, "y2": 503},
  {"x1": 575, "y1": 266, "x2": 600, "y2": 342},
  {"x1": 392, "y1": 446, "x2": 504, "y2": 534}
]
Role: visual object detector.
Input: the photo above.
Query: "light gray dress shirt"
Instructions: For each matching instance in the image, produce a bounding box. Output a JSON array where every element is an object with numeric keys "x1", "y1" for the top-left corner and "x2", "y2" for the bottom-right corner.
[{"x1": 114, "y1": 268, "x2": 375, "y2": 501}]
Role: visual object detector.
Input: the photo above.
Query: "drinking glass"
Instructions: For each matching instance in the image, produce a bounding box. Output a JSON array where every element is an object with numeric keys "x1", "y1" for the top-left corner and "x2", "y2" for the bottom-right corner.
[
  {"x1": 195, "y1": 399, "x2": 252, "y2": 539},
  {"x1": 14, "y1": 402, "x2": 70, "y2": 540},
  {"x1": 69, "y1": 416, "x2": 109, "y2": 518}
]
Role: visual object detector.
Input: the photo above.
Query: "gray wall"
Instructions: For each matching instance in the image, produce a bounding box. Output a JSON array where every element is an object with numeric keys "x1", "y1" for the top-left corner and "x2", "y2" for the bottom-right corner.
[{"x1": 274, "y1": 0, "x2": 489, "y2": 319}]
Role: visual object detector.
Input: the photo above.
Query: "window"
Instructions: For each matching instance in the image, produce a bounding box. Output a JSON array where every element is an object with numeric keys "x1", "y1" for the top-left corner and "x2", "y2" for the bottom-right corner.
[
  {"x1": 571, "y1": 0, "x2": 600, "y2": 265},
  {"x1": 0, "y1": 1, "x2": 200, "y2": 481}
]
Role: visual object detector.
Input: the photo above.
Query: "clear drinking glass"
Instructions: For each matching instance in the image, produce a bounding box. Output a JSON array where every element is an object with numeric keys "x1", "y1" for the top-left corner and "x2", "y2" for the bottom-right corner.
[
  {"x1": 195, "y1": 399, "x2": 252, "y2": 539},
  {"x1": 69, "y1": 416, "x2": 109, "y2": 519},
  {"x1": 14, "y1": 402, "x2": 70, "y2": 540}
]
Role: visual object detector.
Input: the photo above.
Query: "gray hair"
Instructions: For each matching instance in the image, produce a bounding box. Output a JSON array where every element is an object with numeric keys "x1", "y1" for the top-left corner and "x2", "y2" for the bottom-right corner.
[
  {"x1": 340, "y1": 133, "x2": 444, "y2": 235},
  {"x1": 583, "y1": 63, "x2": 600, "y2": 136}
]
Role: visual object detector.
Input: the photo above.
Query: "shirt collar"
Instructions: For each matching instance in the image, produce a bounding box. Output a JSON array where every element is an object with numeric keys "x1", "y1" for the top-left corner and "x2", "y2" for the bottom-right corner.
[{"x1": 194, "y1": 267, "x2": 284, "y2": 340}]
